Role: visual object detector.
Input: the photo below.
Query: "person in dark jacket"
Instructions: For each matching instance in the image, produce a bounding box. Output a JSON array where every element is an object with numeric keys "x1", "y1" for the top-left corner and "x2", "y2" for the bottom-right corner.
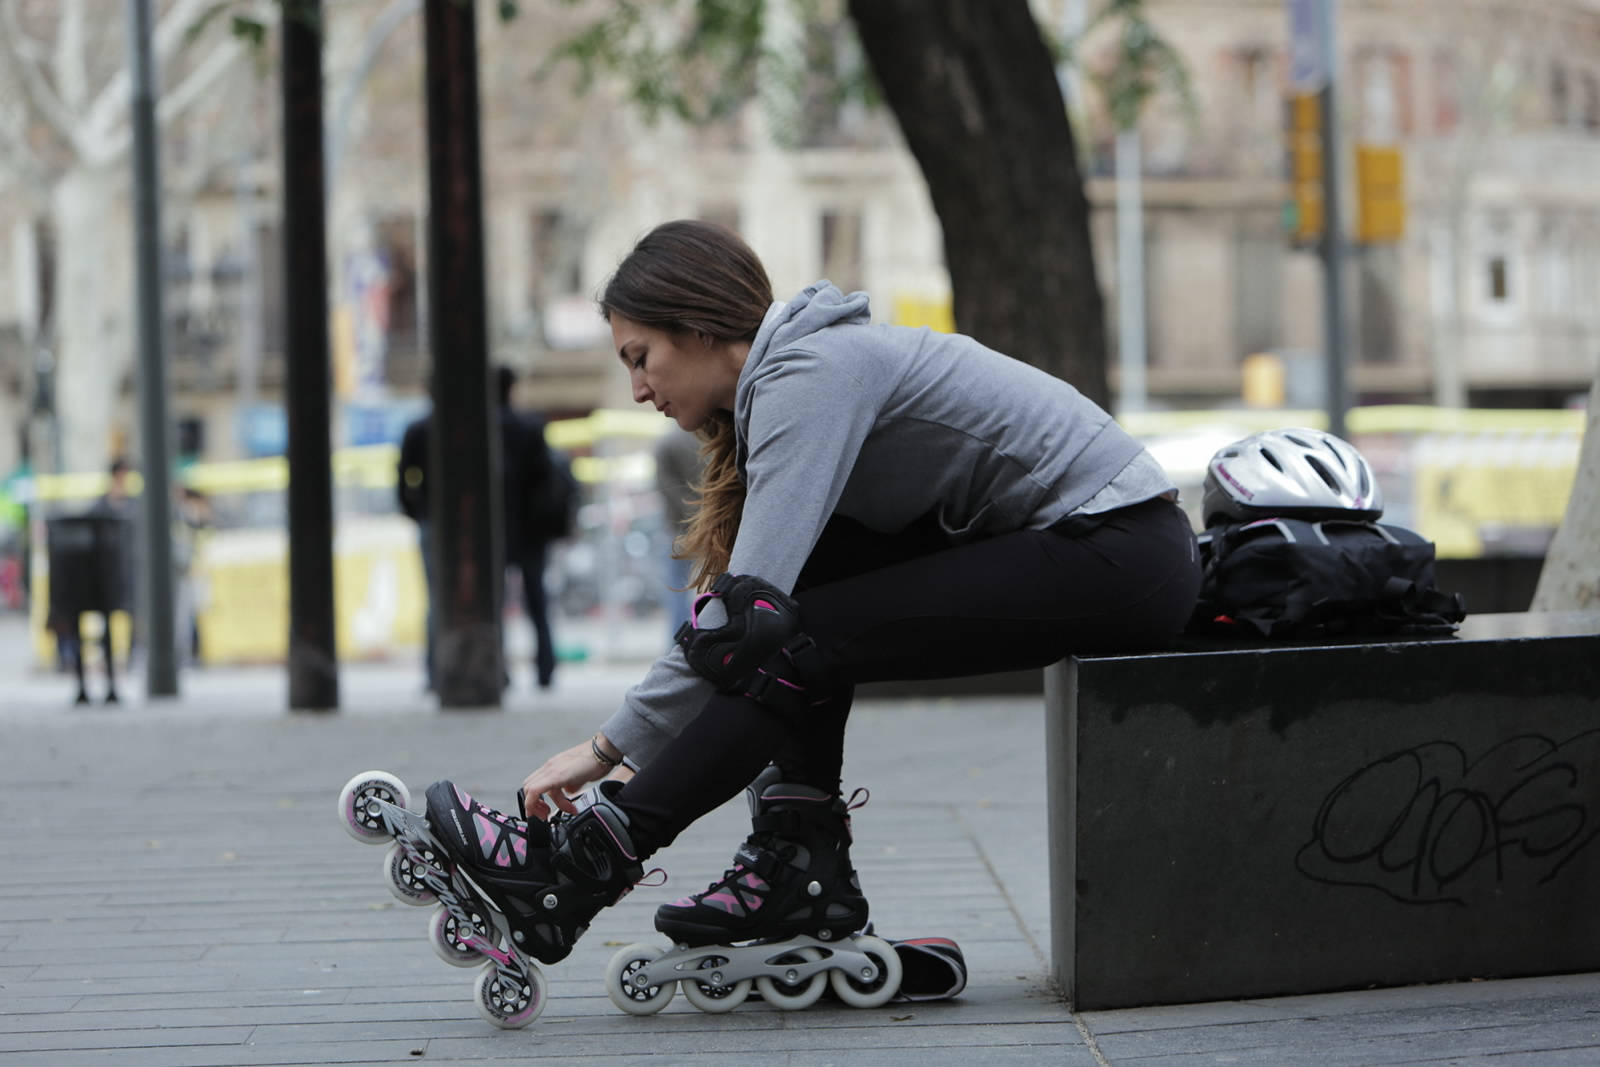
[
  {"x1": 497, "y1": 367, "x2": 559, "y2": 690},
  {"x1": 396, "y1": 413, "x2": 436, "y2": 690},
  {"x1": 396, "y1": 368, "x2": 558, "y2": 692}
]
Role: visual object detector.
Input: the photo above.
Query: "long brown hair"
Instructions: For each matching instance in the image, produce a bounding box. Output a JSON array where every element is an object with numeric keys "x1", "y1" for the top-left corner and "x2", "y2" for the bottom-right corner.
[{"x1": 600, "y1": 220, "x2": 773, "y2": 588}]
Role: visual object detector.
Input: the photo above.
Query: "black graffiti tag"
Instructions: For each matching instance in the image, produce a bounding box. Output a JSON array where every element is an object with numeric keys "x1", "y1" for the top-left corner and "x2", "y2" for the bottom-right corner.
[{"x1": 1295, "y1": 731, "x2": 1600, "y2": 905}]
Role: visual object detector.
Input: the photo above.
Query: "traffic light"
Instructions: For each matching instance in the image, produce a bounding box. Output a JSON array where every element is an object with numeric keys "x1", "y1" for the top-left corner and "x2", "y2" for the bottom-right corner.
[
  {"x1": 1355, "y1": 144, "x2": 1405, "y2": 243},
  {"x1": 1286, "y1": 92, "x2": 1323, "y2": 244}
]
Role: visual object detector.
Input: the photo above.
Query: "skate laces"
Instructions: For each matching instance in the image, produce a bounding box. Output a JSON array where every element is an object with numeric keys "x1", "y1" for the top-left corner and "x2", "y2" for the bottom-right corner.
[{"x1": 605, "y1": 866, "x2": 667, "y2": 911}]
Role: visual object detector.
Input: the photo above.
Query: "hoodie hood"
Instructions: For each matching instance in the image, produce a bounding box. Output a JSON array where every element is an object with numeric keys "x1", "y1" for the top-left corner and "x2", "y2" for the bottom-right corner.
[
  {"x1": 734, "y1": 282, "x2": 870, "y2": 472},
  {"x1": 753, "y1": 281, "x2": 871, "y2": 358}
]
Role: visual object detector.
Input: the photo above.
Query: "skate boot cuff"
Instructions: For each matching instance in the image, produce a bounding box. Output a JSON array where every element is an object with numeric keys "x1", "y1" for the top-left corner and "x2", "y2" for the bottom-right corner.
[{"x1": 552, "y1": 780, "x2": 647, "y2": 900}]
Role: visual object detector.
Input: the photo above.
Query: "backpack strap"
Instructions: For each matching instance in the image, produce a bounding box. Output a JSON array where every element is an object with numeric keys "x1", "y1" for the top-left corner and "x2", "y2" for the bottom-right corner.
[{"x1": 1376, "y1": 575, "x2": 1466, "y2": 629}]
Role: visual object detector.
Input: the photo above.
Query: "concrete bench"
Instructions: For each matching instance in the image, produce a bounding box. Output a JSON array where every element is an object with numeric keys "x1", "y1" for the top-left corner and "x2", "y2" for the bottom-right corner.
[{"x1": 1043, "y1": 610, "x2": 1600, "y2": 1010}]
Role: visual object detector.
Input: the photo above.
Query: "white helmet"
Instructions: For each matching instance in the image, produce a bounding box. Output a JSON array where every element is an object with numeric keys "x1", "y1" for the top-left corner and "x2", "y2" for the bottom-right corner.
[{"x1": 1201, "y1": 427, "x2": 1383, "y2": 527}]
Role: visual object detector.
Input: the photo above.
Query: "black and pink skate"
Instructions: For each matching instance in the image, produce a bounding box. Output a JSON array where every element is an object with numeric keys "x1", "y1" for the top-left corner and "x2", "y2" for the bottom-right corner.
[
  {"x1": 423, "y1": 779, "x2": 647, "y2": 965},
  {"x1": 602, "y1": 774, "x2": 903, "y2": 1015},
  {"x1": 336, "y1": 771, "x2": 548, "y2": 1029}
]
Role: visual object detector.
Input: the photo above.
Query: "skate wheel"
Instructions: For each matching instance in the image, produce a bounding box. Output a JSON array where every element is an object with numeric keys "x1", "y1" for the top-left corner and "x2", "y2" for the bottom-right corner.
[
  {"x1": 385, "y1": 842, "x2": 438, "y2": 906},
  {"x1": 474, "y1": 961, "x2": 546, "y2": 1029},
  {"x1": 754, "y1": 945, "x2": 827, "y2": 1011},
  {"x1": 604, "y1": 943, "x2": 676, "y2": 1016},
  {"x1": 828, "y1": 934, "x2": 902, "y2": 1009},
  {"x1": 338, "y1": 771, "x2": 410, "y2": 843},
  {"x1": 680, "y1": 954, "x2": 751, "y2": 1013},
  {"x1": 429, "y1": 906, "x2": 490, "y2": 968}
]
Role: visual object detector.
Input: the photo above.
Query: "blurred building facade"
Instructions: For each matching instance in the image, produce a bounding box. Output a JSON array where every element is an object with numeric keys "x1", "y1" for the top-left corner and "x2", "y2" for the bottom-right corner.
[
  {"x1": 1071, "y1": 0, "x2": 1600, "y2": 411},
  {"x1": 0, "y1": 0, "x2": 1597, "y2": 479}
]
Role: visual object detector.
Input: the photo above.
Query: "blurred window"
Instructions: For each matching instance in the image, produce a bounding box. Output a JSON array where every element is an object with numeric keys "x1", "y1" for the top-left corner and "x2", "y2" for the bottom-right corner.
[
  {"x1": 375, "y1": 214, "x2": 419, "y2": 357},
  {"x1": 1487, "y1": 256, "x2": 1509, "y2": 303},
  {"x1": 531, "y1": 209, "x2": 586, "y2": 301},
  {"x1": 1355, "y1": 47, "x2": 1410, "y2": 141},
  {"x1": 1432, "y1": 52, "x2": 1459, "y2": 135},
  {"x1": 698, "y1": 205, "x2": 741, "y2": 235},
  {"x1": 1428, "y1": 222, "x2": 1455, "y2": 317},
  {"x1": 820, "y1": 210, "x2": 863, "y2": 294},
  {"x1": 1551, "y1": 64, "x2": 1570, "y2": 128}
]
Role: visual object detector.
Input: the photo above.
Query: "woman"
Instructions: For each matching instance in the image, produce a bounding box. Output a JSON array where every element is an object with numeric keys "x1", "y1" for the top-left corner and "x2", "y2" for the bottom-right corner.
[{"x1": 423, "y1": 219, "x2": 1201, "y2": 968}]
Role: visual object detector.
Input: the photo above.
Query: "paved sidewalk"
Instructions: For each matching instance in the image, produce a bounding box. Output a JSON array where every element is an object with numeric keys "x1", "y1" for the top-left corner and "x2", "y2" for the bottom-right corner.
[{"x1": 4, "y1": 643, "x2": 1600, "y2": 1064}]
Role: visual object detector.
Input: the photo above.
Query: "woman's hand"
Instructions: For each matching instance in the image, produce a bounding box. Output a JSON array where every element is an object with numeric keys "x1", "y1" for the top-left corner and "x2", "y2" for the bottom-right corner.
[{"x1": 520, "y1": 735, "x2": 626, "y2": 820}]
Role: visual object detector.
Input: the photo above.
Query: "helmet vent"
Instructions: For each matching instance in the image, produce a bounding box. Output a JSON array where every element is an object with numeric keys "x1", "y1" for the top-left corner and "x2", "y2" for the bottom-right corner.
[
  {"x1": 1260, "y1": 448, "x2": 1285, "y2": 472},
  {"x1": 1306, "y1": 456, "x2": 1341, "y2": 492},
  {"x1": 1284, "y1": 432, "x2": 1315, "y2": 448}
]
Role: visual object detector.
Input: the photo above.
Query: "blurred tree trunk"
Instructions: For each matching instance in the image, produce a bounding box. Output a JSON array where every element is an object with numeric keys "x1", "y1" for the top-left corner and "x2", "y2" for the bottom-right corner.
[
  {"x1": 423, "y1": 0, "x2": 503, "y2": 707},
  {"x1": 847, "y1": 0, "x2": 1108, "y2": 407},
  {"x1": 1532, "y1": 371, "x2": 1600, "y2": 611}
]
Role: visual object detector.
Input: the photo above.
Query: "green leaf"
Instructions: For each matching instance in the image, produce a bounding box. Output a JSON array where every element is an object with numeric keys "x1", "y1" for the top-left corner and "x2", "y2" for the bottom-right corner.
[{"x1": 231, "y1": 14, "x2": 268, "y2": 49}]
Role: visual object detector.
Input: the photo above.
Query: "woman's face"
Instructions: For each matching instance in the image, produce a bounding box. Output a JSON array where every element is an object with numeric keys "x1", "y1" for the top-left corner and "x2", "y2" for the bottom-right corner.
[{"x1": 611, "y1": 314, "x2": 745, "y2": 432}]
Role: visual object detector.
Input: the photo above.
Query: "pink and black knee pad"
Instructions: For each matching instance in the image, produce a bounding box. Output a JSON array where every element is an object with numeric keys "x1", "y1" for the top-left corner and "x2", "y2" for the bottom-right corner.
[{"x1": 674, "y1": 573, "x2": 831, "y2": 718}]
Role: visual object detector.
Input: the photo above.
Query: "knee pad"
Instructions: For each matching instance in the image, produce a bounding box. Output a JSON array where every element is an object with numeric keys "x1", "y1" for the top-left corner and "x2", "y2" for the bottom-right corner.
[{"x1": 674, "y1": 573, "x2": 830, "y2": 718}]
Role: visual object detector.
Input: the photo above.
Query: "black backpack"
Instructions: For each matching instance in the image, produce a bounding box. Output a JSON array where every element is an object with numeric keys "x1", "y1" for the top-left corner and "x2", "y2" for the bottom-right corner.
[
  {"x1": 527, "y1": 447, "x2": 580, "y2": 541},
  {"x1": 1189, "y1": 517, "x2": 1466, "y2": 639}
]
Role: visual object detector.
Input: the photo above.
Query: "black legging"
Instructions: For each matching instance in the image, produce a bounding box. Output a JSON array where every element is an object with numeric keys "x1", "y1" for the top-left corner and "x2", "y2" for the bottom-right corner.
[{"x1": 615, "y1": 495, "x2": 1202, "y2": 854}]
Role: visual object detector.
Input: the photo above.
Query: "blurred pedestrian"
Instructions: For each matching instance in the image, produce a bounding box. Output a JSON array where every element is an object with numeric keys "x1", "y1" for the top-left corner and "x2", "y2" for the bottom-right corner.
[
  {"x1": 498, "y1": 366, "x2": 559, "y2": 690},
  {"x1": 397, "y1": 412, "x2": 434, "y2": 690},
  {"x1": 174, "y1": 487, "x2": 212, "y2": 664},
  {"x1": 56, "y1": 458, "x2": 135, "y2": 704},
  {"x1": 398, "y1": 370, "x2": 560, "y2": 693},
  {"x1": 652, "y1": 427, "x2": 703, "y2": 638}
]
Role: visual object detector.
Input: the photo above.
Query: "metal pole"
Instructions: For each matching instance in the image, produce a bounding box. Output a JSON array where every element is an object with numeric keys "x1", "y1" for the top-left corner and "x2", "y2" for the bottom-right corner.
[
  {"x1": 423, "y1": 0, "x2": 503, "y2": 707},
  {"x1": 1115, "y1": 127, "x2": 1147, "y2": 414},
  {"x1": 282, "y1": 0, "x2": 341, "y2": 711},
  {"x1": 1317, "y1": 0, "x2": 1349, "y2": 439},
  {"x1": 126, "y1": 0, "x2": 178, "y2": 697}
]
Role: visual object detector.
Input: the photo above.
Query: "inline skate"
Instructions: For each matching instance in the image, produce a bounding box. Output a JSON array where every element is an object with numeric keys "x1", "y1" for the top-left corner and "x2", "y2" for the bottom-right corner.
[
  {"x1": 603, "y1": 769, "x2": 902, "y2": 1014},
  {"x1": 337, "y1": 772, "x2": 645, "y2": 1028}
]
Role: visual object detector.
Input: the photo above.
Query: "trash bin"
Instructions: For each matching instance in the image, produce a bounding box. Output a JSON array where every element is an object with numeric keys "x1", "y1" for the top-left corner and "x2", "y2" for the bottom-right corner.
[
  {"x1": 46, "y1": 515, "x2": 132, "y2": 618},
  {"x1": 46, "y1": 514, "x2": 132, "y2": 704}
]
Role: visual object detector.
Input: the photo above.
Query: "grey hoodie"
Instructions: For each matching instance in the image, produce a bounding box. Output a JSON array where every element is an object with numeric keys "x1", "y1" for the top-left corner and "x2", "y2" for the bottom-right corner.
[{"x1": 600, "y1": 282, "x2": 1174, "y2": 762}]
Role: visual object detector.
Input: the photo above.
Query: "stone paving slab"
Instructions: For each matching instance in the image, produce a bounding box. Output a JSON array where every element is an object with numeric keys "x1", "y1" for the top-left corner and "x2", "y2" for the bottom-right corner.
[{"x1": 6, "y1": 645, "x2": 1600, "y2": 1065}]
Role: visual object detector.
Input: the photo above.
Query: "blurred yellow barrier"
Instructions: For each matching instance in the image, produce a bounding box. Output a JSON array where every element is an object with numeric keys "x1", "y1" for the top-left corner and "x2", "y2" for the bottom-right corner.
[{"x1": 22, "y1": 405, "x2": 1588, "y2": 665}]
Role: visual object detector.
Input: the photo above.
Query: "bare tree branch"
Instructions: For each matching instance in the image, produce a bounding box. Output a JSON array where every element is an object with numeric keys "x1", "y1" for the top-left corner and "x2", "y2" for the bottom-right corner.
[
  {"x1": 54, "y1": 0, "x2": 88, "y2": 111},
  {"x1": 80, "y1": 0, "x2": 256, "y2": 154},
  {"x1": 154, "y1": 0, "x2": 246, "y2": 68},
  {"x1": 1, "y1": 4, "x2": 47, "y2": 64},
  {"x1": 0, "y1": 0, "x2": 85, "y2": 155},
  {"x1": 89, "y1": 21, "x2": 252, "y2": 167},
  {"x1": 0, "y1": 96, "x2": 50, "y2": 192}
]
